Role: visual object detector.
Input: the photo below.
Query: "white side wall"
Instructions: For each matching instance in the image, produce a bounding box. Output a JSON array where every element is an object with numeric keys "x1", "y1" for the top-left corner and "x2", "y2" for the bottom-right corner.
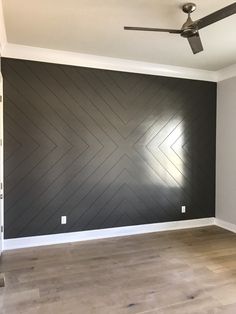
[{"x1": 216, "y1": 76, "x2": 236, "y2": 225}]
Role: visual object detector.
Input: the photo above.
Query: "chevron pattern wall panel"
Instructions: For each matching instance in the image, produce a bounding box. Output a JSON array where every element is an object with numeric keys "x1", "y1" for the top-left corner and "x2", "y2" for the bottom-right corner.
[{"x1": 2, "y1": 58, "x2": 216, "y2": 239}]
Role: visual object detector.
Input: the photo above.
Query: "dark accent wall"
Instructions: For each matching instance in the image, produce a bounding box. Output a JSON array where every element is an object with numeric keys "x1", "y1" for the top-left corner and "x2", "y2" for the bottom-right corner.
[{"x1": 2, "y1": 58, "x2": 216, "y2": 239}]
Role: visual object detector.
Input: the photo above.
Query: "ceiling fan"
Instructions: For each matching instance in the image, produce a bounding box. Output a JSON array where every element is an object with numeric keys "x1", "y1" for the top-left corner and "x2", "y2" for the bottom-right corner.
[{"x1": 124, "y1": 2, "x2": 236, "y2": 54}]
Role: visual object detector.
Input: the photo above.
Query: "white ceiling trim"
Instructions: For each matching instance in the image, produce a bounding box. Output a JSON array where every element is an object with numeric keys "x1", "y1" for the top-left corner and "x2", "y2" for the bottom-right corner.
[
  {"x1": 0, "y1": 0, "x2": 7, "y2": 55},
  {"x1": 2, "y1": 43, "x2": 218, "y2": 82},
  {"x1": 217, "y1": 64, "x2": 236, "y2": 82},
  {"x1": 2, "y1": 42, "x2": 236, "y2": 83}
]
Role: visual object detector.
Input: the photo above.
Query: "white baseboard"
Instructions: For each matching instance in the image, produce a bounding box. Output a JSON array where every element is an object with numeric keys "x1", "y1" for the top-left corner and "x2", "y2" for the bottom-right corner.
[
  {"x1": 214, "y1": 218, "x2": 236, "y2": 233},
  {"x1": 4, "y1": 217, "x2": 214, "y2": 251}
]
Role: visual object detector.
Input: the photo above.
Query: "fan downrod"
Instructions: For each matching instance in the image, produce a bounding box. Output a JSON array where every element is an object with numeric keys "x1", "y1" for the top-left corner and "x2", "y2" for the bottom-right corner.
[{"x1": 182, "y1": 3, "x2": 196, "y2": 14}]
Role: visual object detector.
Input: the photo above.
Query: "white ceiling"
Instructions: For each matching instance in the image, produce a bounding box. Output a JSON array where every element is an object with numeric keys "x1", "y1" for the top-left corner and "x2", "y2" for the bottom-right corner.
[{"x1": 2, "y1": 0, "x2": 236, "y2": 71}]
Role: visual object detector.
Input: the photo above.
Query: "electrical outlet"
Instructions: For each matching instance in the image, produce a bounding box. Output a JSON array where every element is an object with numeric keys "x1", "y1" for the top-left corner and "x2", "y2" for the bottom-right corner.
[
  {"x1": 61, "y1": 216, "x2": 67, "y2": 224},
  {"x1": 181, "y1": 206, "x2": 186, "y2": 213}
]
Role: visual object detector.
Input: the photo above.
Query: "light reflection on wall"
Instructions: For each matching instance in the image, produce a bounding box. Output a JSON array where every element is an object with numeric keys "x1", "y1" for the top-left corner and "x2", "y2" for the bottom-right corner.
[{"x1": 141, "y1": 115, "x2": 186, "y2": 188}]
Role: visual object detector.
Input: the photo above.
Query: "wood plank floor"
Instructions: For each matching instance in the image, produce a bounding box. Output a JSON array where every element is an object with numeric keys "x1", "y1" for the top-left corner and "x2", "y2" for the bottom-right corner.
[{"x1": 1, "y1": 226, "x2": 236, "y2": 313}]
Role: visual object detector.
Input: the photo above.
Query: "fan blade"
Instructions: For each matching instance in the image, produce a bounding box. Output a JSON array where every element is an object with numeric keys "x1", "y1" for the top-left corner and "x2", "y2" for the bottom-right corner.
[
  {"x1": 187, "y1": 33, "x2": 203, "y2": 54},
  {"x1": 124, "y1": 26, "x2": 182, "y2": 34},
  {"x1": 197, "y1": 2, "x2": 236, "y2": 29}
]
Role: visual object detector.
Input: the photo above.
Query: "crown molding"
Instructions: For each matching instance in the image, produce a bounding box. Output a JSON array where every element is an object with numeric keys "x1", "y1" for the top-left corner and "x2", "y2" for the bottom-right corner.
[
  {"x1": 2, "y1": 43, "x2": 218, "y2": 82},
  {"x1": 217, "y1": 64, "x2": 236, "y2": 82},
  {"x1": 2, "y1": 42, "x2": 236, "y2": 83},
  {"x1": 0, "y1": 0, "x2": 7, "y2": 55}
]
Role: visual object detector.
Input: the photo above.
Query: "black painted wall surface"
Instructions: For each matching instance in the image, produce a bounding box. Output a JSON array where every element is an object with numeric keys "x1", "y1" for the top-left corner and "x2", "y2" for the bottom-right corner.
[{"x1": 2, "y1": 58, "x2": 216, "y2": 239}]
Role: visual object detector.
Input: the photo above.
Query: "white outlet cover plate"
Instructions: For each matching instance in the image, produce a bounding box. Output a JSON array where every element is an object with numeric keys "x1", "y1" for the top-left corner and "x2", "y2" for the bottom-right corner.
[
  {"x1": 181, "y1": 206, "x2": 186, "y2": 213},
  {"x1": 61, "y1": 216, "x2": 67, "y2": 224}
]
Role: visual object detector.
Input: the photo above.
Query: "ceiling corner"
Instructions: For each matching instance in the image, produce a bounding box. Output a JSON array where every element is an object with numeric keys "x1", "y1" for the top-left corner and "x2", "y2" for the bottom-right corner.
[{"x1": 217, "y1": 64, "x2": 236, "y2": 82}]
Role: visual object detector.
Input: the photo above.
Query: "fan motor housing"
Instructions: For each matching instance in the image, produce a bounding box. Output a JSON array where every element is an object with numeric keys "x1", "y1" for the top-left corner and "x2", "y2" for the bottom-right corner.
[{"x1": 181, "y1": 26, "x2": 198, "y2": 38}]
